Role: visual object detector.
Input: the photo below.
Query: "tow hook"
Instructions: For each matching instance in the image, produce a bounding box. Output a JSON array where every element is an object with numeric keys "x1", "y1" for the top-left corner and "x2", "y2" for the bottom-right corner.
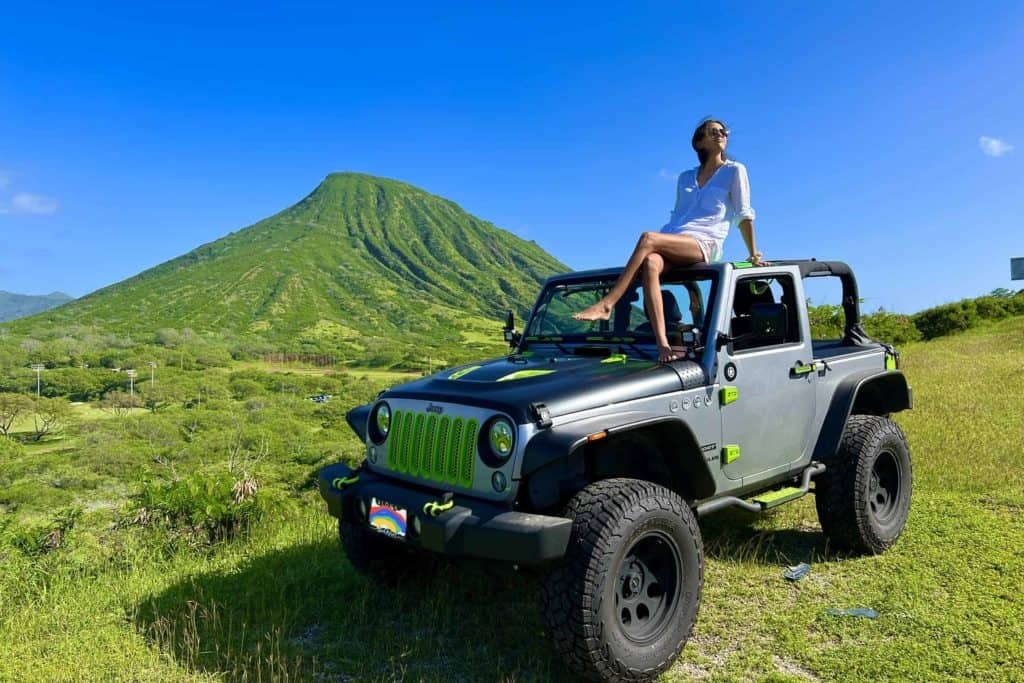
[
  {"x1": 423, "y1": 492, "x2": 456, "y2": 517},
  {"x1": 332, "y1": 474, "x2": 359, "y2": 490}
]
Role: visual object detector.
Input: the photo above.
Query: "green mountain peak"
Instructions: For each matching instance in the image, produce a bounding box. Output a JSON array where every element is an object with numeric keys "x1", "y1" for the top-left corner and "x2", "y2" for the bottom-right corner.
[{"x1": 5, "y1": 174, "x2": 568, "y2": 365}]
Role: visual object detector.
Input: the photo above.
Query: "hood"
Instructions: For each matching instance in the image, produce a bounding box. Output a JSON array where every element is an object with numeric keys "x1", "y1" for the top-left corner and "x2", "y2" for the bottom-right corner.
[{"x1": 382, "y1": 352, "x2": 705, "y2": 423}]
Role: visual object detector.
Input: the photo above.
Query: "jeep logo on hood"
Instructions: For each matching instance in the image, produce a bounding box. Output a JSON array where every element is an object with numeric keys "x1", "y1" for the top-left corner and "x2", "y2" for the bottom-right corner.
[{"x1": 426, "y1": 403, "x2": 444, "y2": 414}]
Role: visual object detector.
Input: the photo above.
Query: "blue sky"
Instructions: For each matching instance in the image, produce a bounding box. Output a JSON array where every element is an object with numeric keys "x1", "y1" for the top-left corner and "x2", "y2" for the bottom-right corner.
[{"x1": 1, "y1": 1, "x2": 1021, "y2": 313}]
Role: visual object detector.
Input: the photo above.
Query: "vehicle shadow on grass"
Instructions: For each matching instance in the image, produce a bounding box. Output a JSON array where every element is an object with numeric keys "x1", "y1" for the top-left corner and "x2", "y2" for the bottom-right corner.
[
  {"x1": 698, "y1": 508, "x2": 834, "y2": 566},
  {"x1": 133, "y1": 537, "x2": 576, "y2": 682}
]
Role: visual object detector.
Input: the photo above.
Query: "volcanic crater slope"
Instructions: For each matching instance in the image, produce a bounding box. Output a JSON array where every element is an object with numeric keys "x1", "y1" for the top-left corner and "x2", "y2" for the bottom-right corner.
[{"x1": 12, "y1": 173, "x2": 567, "y2": 362}]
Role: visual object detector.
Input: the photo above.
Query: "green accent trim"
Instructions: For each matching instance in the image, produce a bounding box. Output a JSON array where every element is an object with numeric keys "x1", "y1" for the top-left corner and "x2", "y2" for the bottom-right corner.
[
  {"x1": 398, "y1": 410, "x2": 414, "y2": 473},
  {"x1": 445, "y1": 418, "x2": 463, "y2": 484},
  {"x1": 752, "y1": 486, "x2": 806, "y2": 509},
  {"x1": 432, "y1": 415, "x2": 450, "y2": 479},
  {"x1": 496, "y1": 369, "x2": 556, "y2": 382},
  {"x1": 410, "y1": 412, "x2": 426, "y2": 476},
  {"x1": 386, "y1": 409, "x2": 402, "y2": 467},
  {"x1": 524, "y1": 335, "x2": 563, "y2": 342},
  {"x1": 733, "y1": 261, "x2": 755, "y2": 269},
  {"x1": 378, "y1": 409, "x2": 479, "y2": 490},
  {"x1": 332, "y1": 475, "x2": 359, "y2": 490},
  {"x1": 459, "y1": 419, "x2": 479, "y2": 488},
  {"x1": 720, "y1": 386, "x2": 739, "y2": 405},
  {"x1": 749, "y1": 280, "x2": 771, "y2": 296},
  {"x1": 585, "y1": 336, "x2": 637, "y2": 343},
  {"x1": 885, "y1": 355, "x2": 897, "y2": 370},
  {"x1": 722, "y1": 445, "x2": 741, "y2": 464},
  {"x1": 423, "y1": 500, "x2": 455, "y2": 517},
  {"x1": 448, "y1": 365, "x2": 482, "y2": 380},
  {"x1": 600, "y1": 354, "x2": 628, "y2": 364},
  {"x1": 793, "y1": 363, "x2": 816, "y2": 375},
  {"x1": 423, "y1": 414, "x2": 438, "y2": 478}
]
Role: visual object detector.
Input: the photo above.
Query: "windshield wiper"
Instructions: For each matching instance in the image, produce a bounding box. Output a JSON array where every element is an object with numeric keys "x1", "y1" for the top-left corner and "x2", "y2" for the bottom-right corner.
[{"x1": 522, "y1": 335, "x2": 571, "y2": 355}]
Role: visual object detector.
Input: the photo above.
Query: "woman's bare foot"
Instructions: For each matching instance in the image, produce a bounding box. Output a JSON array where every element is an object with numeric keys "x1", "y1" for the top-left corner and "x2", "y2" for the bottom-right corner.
[
  {"x1": 658, "y1": 345, "x2": 682, "y2": 363},
  {"x1": 573, "y1": 301, "x2": 612, "y2": 321}
]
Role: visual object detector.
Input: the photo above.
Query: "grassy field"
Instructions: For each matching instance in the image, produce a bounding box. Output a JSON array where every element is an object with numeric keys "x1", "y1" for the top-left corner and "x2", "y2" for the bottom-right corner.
[{"x1": 1, "y1": 320, "x2": 1023, "y2": 681}]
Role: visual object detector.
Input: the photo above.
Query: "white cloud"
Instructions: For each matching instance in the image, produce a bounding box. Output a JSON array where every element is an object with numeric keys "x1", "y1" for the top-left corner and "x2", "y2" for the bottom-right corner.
[
  {"x1": 978, "y1": 136, "x2": 1013, "y2": 157},
  {"x1": 10, "y1": 192, "x2": 59, "y2": 215},
  {"x1": 658, "y1": 168, "x2": 678, "y2": 181}
]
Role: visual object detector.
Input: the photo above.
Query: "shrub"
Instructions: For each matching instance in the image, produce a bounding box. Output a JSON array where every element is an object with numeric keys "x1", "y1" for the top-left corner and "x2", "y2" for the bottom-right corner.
[
  {"x1": 4, "y1": 507, "x2": 82, "y2": 556},
  {"x1": 807, "y1": 302, "x2": 845, "y2": 339},
  {"x1": 0, "y1": 435, "x2": 27, "y2": 459},
  {"x1": 131, "y1": 472, "x2": 263, "y2": 547},
  {"x1": 974, "y1": 296, "x2": 1010, "y2": 321},
  {"x1": 912, "y1": 300, "x2": 979, "y2": 340},
  {"x1": 863, "y1": 311, "x2": 922, "y2": 345}
]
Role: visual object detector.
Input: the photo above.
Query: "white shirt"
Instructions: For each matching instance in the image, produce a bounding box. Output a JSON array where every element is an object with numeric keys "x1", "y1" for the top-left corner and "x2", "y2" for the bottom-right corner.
[{"x1": 660, "y1": 160, "x2": 756, "y2": 244}]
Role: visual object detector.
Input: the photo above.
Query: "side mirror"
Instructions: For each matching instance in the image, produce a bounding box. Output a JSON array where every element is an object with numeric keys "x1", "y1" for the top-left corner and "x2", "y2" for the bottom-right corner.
[
  {"x1": 503, "y1": 309, "x2": 522, "y2": 347},
  {"x1": 750, "y1": 303, "x2": 788, "y2": 343}
]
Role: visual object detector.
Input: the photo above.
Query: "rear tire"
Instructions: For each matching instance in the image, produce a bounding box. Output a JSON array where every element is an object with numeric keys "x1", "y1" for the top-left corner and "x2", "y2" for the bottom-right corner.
[
  {"x1": 540, "y1": 478, "x2": 703, "y2": 682},
  {"x1": 815, "y1": 415, "x2": 912, "y2": 554}
]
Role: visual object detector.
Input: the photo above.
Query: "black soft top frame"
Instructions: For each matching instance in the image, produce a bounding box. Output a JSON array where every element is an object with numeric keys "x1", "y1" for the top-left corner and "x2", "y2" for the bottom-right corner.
[{"x1": 772, "y1": 259, "x2": 872, "y2": 347}]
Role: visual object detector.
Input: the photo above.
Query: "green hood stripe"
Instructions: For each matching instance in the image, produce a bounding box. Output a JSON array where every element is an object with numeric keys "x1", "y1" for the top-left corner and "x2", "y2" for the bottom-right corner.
[
  {"x1": 448, "y1": 365, "x2": 482, "y2": 380},
  {"x1": 495, "y1": 369, "x2": 556, "y2": 382}
]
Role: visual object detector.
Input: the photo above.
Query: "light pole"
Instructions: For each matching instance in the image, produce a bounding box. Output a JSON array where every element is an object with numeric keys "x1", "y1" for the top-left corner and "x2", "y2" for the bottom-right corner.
[
  {"x1": 30, "y1": 364, "x2": 44, "y2": 398},
  {"x1": 147, "y1": 361, "x2": 157, "y2": 385},
  {"x1": 126, "y1": 369, "x2": 137, "y2": 414}
]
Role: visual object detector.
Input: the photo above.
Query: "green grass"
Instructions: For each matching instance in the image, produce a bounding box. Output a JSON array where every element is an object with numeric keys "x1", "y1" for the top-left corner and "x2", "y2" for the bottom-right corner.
[{"x1": 2, "y1": 319, "x2": 1023, "y2": 681}]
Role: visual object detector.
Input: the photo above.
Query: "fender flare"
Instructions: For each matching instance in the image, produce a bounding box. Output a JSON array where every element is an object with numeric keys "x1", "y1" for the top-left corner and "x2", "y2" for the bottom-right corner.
[
  {"x1": 345, "y1": 404, "x2": 372, "y2": 442},
  {"x1": 812, "y1": 369, "x2": 912, "y2": 461},
  {"x1": 519, "y1": 413, "x2": 715, "y2": 499}
]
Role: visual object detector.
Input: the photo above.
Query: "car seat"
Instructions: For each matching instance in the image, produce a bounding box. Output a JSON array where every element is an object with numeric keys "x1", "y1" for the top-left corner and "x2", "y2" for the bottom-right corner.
[
  {"x1": 635, "y1": 290, "x2": 684, "y2": 345},
  {"x1": 731, "y1": 280, "x2": 775, "y2": 349}
]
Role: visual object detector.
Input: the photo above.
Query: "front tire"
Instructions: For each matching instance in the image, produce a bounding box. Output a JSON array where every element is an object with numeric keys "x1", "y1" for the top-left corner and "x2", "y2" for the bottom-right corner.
[
  {"x1": 339, "y1": 519, "x2": 421, "y2": 582},
  {"x1": 815, "y1": 415, "x2": 912, "y2": 554},
  {"x1": 540, "y1": 478, "x2": 703, "y2": 682}
]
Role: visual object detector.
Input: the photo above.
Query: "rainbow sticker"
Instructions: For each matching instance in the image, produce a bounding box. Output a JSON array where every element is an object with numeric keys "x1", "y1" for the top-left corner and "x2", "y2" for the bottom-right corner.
[{"x1": 369, "y1": 498, "x2": 407, "y2": 538}]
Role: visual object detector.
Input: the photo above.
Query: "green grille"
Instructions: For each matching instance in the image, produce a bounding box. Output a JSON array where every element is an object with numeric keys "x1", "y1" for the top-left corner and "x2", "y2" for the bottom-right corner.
[
  {"x1": 460, "y1": 420, "x2": 478, "y2": 487},
  {"x1": 385, "y1": 410, "x2": 478, "y2": 487},
  {"x1": 410, "y1": 413, "x2": 426, "y2": 476}
]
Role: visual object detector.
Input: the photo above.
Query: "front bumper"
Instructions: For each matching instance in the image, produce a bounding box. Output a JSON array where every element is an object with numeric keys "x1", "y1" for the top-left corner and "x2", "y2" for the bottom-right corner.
[{"x1": 318, "y1": 462, "x2": 572, "y2": 564}]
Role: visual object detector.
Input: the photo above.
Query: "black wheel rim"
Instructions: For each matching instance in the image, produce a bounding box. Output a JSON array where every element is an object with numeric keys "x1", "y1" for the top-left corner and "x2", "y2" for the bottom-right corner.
[
  {"x1": 869, "y1": 450, "x2": 902, "y2": 524},
  {"x1": 614, "y1": 531, "x2": 682, "y2": 643}
]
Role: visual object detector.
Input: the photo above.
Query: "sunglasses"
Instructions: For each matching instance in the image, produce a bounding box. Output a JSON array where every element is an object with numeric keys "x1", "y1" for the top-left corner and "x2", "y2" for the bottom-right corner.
[{"x1": 707, "y1": 127, "x2": 730, "y2": 139}]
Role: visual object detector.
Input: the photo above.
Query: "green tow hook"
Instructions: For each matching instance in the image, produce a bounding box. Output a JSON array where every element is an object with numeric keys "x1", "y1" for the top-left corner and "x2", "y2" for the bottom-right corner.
[
  {"x1": 423, "y1": 499, "x2": 455, "y2": 517},
  {"x1": 332, "y1": 475, "x2": 359, "y2": 491}
]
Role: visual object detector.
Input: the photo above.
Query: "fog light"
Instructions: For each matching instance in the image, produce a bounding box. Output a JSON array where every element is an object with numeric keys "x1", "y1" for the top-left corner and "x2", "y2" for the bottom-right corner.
[
  {"x1": 413, "y1": 516, "x2": 422, "y2": 536},
  {"x1": 358, "y1": 499, "x2": 368, "y2": 521},
  {"x1": 491, "y1": 471, "x2": 508, "y2": 493}
]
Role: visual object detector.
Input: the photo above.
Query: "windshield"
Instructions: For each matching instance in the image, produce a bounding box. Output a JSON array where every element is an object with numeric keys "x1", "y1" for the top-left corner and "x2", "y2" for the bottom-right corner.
[{"x1": 524, "y1": 272, "x2": 716, "y2": 347}]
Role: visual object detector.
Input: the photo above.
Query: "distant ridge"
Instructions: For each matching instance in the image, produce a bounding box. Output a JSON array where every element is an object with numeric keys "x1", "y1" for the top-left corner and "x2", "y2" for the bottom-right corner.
[
  {"x1": 5, "y1": 173, "x2": 567, "y2": 362},
  {"x1": 0, "y1": 291, "x2": 74, "y2": 322}
]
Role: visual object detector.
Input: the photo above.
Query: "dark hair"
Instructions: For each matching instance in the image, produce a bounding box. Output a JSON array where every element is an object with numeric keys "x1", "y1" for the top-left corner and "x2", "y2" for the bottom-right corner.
[{"x1": 691, "y1": 118, "x2": 728, "y2": 165}]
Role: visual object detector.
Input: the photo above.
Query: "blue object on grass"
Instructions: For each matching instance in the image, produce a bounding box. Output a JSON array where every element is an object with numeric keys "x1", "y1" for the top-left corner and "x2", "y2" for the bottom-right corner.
[
  {"x1": 783, "y1": 562, "x2": 811, "y2": 581},
  {"x1": 824, "y1": 607, "x2": 879, "y2": 619}
]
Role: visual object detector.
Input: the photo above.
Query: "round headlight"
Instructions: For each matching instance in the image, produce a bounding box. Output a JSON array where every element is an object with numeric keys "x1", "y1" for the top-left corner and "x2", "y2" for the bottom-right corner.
[
  {"x1": 369, "y1": 402, "x2": 391, "y2": 444},
  {"x1": 488, "y1": 418, "x2": 515, "y2": 461}
]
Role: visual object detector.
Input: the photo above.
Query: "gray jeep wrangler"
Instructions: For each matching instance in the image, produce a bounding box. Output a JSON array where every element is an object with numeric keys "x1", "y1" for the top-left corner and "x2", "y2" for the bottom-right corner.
[{"x1": 319, "y1": 259, "x2": 912, "y2": 682}]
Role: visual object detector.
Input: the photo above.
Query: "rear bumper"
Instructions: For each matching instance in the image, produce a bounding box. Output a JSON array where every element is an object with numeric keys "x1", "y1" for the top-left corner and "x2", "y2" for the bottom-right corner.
[{"x1": 318, "y1": 462, "x2": 572, "y2": 564}]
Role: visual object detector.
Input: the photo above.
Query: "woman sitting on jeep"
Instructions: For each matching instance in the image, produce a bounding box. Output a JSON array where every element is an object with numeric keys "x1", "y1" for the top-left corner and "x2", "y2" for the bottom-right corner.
[{"x1": 574, "y1": 118, "x2": 763, "y2": 362}]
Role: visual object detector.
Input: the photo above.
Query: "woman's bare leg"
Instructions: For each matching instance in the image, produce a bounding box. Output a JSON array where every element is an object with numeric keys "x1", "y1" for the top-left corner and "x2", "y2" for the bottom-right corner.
[
  {"x1": 641, "y1": 253, "x2": 680, "y2": 362},
  {"x1": 574, "y1": 232, "x2": 705, "y2": 321}
]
